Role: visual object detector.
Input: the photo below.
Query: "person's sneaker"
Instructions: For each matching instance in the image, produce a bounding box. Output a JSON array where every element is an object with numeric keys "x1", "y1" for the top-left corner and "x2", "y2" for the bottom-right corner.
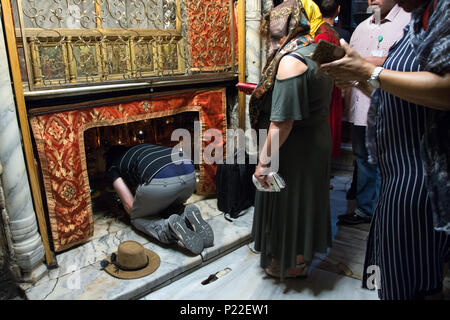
[
  {"x1": 182, "y1": 205, "x2": 214, "y2": 248},
  {"x1": 337, "y1": 213, "x2": 352, "y2": 220},
  {"x1": 168, "y1": 214, "x2": 204, "y2": 255},
  {"x1": 338, "y1": 212, "x2": 372, "y2": 225}
]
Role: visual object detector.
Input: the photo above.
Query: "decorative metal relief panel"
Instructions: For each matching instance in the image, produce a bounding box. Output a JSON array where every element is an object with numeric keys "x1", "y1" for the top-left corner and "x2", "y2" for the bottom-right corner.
[{"x1": 12, "y1": 0, "x2": 236, "y2": 90}]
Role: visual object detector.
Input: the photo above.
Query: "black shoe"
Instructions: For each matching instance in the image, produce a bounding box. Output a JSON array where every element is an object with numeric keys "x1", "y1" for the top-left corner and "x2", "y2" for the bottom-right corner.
[
  {"x1": 183, "y1": 205, "x2": 214, "y2": 248},
  {"x1": 338, "y1": 212, "x2": 372, "y2": 225},
  {"x1": 337, "y1": 213, "x2": 352, "y2": 220},
  {"x1": 168, "y1": 214, "x2": 204, "y2": 255}
]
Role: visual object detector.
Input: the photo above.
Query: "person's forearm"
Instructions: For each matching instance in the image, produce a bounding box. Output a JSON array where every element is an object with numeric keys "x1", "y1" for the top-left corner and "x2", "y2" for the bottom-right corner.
[
  {"x1": 378, "y1": 71, "x2": 450, "y2": 110},
  {"x1": 258, "y1": 121, "x2": 293, "y2": 166},
  {"x1": 113, "y1": 178, "x2": 134, "y2": 215},
  {"x1": 320, "y1": 38, "x2": 450, "y2": 110}
]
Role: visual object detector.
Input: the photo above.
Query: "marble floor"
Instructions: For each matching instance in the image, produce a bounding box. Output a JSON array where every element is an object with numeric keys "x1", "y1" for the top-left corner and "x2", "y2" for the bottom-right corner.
[
  {"x1": 142, "y1": 175, "x2": 450, "y2": 301},
  {"x1": 141, "y1": 244, "x2": 379, "y2": 300},
  {"x1": 20, "y1": 174, "x2": 386, "y2": 300},
  {"x1": 141, "y1": 174, "x2": 379, "y2": 300},
  {"x1": 21, "y1": 197, "x2": 255, "y2": 300},
  {"x1": 15, "y1": 174, "x2": 450, "y2": 300}
]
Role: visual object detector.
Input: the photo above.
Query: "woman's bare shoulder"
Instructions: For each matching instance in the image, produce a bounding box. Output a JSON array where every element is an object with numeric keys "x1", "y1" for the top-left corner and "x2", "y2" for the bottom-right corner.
[{"x1": 277, "y1": 54, "x2": 308, "y2": 80}]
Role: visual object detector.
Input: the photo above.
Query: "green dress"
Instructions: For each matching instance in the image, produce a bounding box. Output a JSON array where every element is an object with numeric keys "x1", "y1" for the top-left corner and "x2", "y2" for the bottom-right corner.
[{"x1": 252, "y1": 44, "x2": 333, "y2": 279}]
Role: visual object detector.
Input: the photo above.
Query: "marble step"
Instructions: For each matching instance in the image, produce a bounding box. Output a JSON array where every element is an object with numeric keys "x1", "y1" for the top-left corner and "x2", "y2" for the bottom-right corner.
[{"x1": 22, "y1": 200, "x2": 254, "y2": 300}]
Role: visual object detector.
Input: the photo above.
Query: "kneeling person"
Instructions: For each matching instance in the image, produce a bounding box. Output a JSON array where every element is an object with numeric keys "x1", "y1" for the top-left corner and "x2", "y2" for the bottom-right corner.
[{"x1": 105, "y1": 143, "x2": 213, "y2": 254}]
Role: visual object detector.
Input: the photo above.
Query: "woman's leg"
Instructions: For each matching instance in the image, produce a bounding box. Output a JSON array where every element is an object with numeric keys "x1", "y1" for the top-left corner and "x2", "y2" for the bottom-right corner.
[
  {"x1": 266, "y1": 255, "x2": 308, "y2": 278},
  {"x1": 287, "y1": 255, "x2": 307, "y2": 276}
]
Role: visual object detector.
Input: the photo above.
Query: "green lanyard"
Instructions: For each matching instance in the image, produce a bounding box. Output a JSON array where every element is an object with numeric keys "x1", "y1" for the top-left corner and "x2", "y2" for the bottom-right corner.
[{"x1": 377, "y1": 35, "x2": 384, "y2": 50}]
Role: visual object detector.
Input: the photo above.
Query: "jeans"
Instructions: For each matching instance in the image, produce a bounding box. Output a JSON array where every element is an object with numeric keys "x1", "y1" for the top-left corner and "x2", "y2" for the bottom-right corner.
[
  {"x1": 352, "y1": 125, "x2": 381, "y2": 217},
  {"x1": 130, "y1": 172, "x2": 196, "y2": 243},
  {"x1": 132, "y1": 217, "x2": 176, "y2": 244},
  {"x1": 131, "y1": 172, "x2": 196, "y2": 219}
]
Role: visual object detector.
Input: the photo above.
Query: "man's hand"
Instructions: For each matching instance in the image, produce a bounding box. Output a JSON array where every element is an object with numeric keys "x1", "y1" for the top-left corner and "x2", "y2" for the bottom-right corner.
[
  {"x1": 364, "y1": 56, "x2": 386, "y2": 67},
  {"x1": 320, "y1": 39, "x2": 376, "y2": 85}
]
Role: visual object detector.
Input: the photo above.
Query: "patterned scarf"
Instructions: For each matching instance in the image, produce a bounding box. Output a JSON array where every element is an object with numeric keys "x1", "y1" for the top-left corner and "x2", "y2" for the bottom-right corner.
[
  {"x1": 409, "y1": 0, "x2": 450, "y2": 75},
  {"x1": 249, "y1": 0, "x2": 314, "y2": 129},
  {"x1": 411, "y1": 0, "x2": 450, "y2": 234}
]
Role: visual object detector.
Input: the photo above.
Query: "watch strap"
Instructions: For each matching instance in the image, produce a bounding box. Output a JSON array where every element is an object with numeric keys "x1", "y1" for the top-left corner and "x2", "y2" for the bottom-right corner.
[
  {"x1": 368, "y1": 66, "x2": 384, "y2": 88},
  {"x1": 372, "y1": 66, "x2": 384, "y2": 79}
]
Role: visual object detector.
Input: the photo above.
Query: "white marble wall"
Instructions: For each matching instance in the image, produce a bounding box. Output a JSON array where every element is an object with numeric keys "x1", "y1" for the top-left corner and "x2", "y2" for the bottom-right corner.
[
  {"x1": 242, "y1": 0, "x2": 273, "y2": 131},
  {"x1": 244, "y1": 0, "x2": 262, "y2": 134},
  {"x1": 246, "y1": 0, "x2": 262, "y2": 86},
  {"x1": 0, "y1": 14, "x2": 46, "y2": 282}
]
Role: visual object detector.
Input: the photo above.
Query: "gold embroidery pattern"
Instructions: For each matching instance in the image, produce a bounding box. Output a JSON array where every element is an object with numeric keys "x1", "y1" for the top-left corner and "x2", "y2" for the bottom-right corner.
[{"x1": 142, "y1": 101, "x2": 152, "y2": 112}]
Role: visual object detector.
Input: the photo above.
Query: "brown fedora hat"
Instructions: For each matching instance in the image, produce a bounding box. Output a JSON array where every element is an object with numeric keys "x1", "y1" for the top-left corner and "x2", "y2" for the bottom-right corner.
[{"x1": 101, "y1": 241, "x2": 160, "y2": 279}]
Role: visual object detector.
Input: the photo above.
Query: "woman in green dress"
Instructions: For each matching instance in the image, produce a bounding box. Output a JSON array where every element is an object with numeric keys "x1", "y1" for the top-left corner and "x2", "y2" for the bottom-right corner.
[{"x1": 250, "y1": 0, "x2": 333, "y2": 280}]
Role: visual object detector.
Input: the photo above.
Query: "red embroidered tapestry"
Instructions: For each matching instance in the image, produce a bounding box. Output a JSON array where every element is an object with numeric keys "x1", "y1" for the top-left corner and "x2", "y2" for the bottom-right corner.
[
  {"x1": 30, "y1": 89, "x2": 227, "y2": 252},
  {"x1": 186, "y1": 0, "x2": 238, "y2": 70}
]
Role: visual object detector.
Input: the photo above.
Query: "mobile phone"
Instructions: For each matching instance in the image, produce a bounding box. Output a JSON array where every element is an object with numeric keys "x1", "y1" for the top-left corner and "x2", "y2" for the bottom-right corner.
[
  {"x1": 311, "y1": 39, "x2": 346, "y2": 64},
  {"x1": 252, "y1": 172, "x2": 286, "y2": 192}
]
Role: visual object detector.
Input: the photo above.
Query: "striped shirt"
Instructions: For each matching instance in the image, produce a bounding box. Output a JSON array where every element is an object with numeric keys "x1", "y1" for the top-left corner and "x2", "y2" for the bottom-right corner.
[{"x1": 107, "y1": 144, "x2": 191, "y2": 187}]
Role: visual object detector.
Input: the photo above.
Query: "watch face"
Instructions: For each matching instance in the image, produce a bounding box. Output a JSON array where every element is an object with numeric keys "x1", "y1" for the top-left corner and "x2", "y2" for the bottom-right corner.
[{"x1": 368, "y1": 78, "x2": 380, "y2": 89}]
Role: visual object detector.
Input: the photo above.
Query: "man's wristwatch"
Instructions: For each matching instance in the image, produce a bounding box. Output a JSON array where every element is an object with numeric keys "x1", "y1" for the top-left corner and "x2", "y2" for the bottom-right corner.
[{"x1": 367, "y1": 66, "x2": 384, "y2": 89}]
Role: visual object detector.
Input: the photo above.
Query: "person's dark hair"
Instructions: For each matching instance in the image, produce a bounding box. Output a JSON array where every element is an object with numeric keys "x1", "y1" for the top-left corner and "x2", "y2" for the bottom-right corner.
[
  {"x1": 273, "y1": 0, "x2": 283, "y2": 7},
  {"x1": 260, "y1": 12, "x2": 270, "y2": 38},
  {"x1": 315, "y1": 0, "x2": 339, "y2": 19},
  {"x1": 104, "y1": 145, "x2": 129, "y2": 171}
]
